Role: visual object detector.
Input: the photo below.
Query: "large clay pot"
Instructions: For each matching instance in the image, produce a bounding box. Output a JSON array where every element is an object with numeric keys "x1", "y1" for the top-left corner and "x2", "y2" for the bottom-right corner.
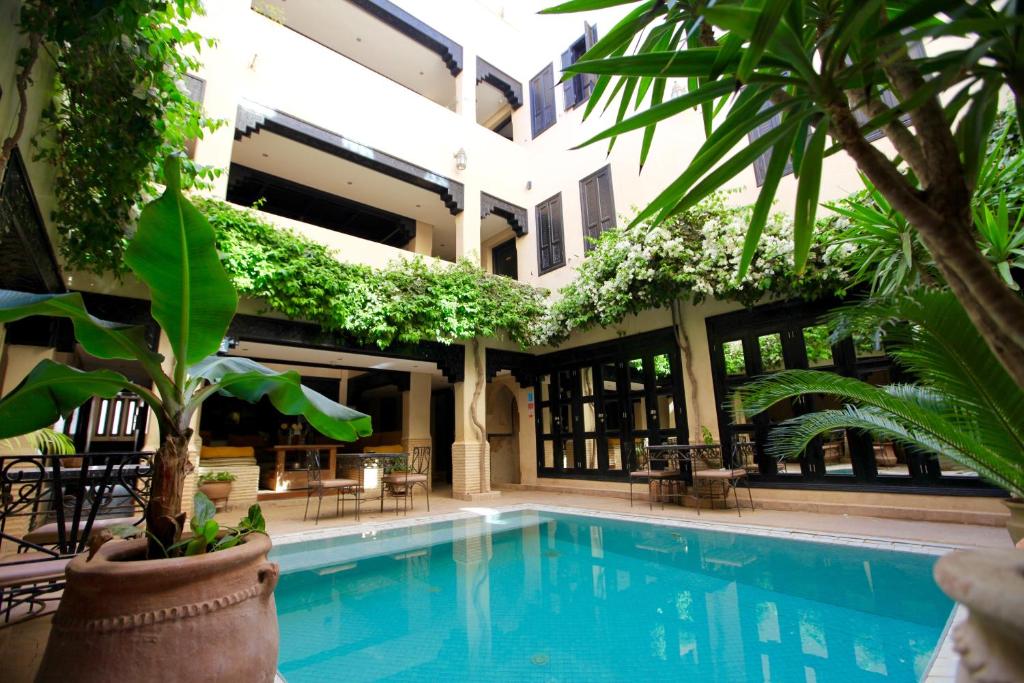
[
  {"x1": 36, "y1": 532, "x2": 279, "y2": 683},
  {"x1": 933, "y1": 549, "x2": 1024, "y2": 683},
  {"x1": 1003, "y1": 498, "x2": 1024, "y2": 545}
]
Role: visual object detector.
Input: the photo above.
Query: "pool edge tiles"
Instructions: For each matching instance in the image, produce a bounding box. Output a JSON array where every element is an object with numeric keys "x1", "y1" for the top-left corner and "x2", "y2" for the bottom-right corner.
[{"x1": 270, "y1": 502, "x2": 965, "y2": 558}]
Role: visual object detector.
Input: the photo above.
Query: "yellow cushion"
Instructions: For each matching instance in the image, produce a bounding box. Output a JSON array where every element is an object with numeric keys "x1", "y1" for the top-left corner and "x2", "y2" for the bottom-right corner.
[
  {"x1": 201, "y1": 446, "x2": 255, "y2": 459},
  {"x1": 365, "y1": 445, "x2": 403, "y2": 453}
]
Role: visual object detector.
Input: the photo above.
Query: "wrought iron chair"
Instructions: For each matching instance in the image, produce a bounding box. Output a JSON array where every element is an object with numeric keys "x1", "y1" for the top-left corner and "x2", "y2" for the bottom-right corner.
[
  {"x1": 303, "y1": 450, "x2": 360, "y2": 524},
  {"x1": 690, "y1": 444, "x2": 754, "y2": 517},
  {"x1": 381, "y1": 446, "x2": 431, "y2": 512},
  {"x1": 628, "y1": 442, "x2": 682, "y2": 510},
  {"x1": 0, "y1": 452, "x2": 152, "y2": 624}
]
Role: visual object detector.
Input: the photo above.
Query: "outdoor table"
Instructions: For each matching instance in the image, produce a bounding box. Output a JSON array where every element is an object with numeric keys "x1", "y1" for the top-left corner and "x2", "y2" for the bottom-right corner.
[{"x1": 336, "y1": 452, "x2": 409, "y2": 514}]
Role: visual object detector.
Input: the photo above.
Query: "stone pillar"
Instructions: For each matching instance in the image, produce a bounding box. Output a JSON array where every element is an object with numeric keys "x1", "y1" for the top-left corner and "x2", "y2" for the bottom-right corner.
[
  {"x1": 338, "y1": 369, "x2": 349, "y2": 405},
  {"x1": 411, "y1": 221, "x2": 434, "y2": 257},
  {"x1": 401, "y1": 372, "x2": 433, "y2": 490},
  {"x1": 452, "y1": 342, "x2": 498, "y2": 500},
  {"x1": 453, "y1": 49, "x2": 482, "y2": 265}
]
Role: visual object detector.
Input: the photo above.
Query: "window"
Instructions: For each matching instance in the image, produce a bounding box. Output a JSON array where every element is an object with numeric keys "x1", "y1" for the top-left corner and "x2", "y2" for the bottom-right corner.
[
  {"x1": 579, "y1": 165, "x2": 615, "y2": 250},
  {"x1": 529, "y1": 64, "x2": 557, "y2": 138},
  {"x1": 536, "y1": 193, "x2": 565, "y2": 274},
  {"x1": 561, "y1": 23, "x2": 598, "y2": 110},
  {"x1": 492, "y1": 238, "x2": 518, "y2": 280}
]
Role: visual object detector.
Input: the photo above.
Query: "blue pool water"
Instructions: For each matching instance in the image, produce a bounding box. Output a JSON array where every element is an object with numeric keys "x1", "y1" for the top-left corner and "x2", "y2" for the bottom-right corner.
[{"x1": 271, "y1": 510, "x2": 953, "y2": 682}]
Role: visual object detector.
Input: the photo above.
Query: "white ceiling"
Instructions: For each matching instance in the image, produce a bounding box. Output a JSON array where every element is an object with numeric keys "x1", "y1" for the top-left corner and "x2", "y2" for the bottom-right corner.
[
  {"x1": 262, "y1": 0, "x2": 457, "y2": 107},
  {"x1": 232, "y1": 130, "x2": 457, "y2": 259},
  {"x1": 475, "y1": 80, "x2": 510, "y2": 127}
]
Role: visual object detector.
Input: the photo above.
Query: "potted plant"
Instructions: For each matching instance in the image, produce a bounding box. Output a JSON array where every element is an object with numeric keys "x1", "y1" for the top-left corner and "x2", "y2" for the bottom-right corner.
[
  {"x1": 0, "y1": 158, "x2": 373, "y2": 682},
  {"x1": 198, "y1": 471, "x2": 237, "y2": 511}
]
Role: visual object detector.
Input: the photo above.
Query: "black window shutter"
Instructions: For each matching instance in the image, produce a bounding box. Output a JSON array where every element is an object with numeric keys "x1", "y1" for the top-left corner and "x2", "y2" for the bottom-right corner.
[
  {"x1": 537, "y1": 201, "x2": 552, "y2": 272},
  {"x1": 531, "y1": 64, "x2": 556, "y2": 138},
  {"x1": 550, "y1": 194, "x2": 564, "y2": 267},
  {"x1": 580, "y1": 176, "x2": 600, "y2": 249},
  {"x1": 597, "y1": 167, "x2": 615, "y2": 233},
  {"x1": 561, "y1": 49, "x2": 576, "y2": 111},
  {"x1": 583, "y1": 23, "x2": 598, "y2": 98}
]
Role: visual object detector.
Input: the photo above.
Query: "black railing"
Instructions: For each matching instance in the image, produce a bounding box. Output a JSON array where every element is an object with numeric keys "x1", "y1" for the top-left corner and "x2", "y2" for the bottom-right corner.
[{"x1": 1, "y1": 451, "x2": 153, "y2": 557}]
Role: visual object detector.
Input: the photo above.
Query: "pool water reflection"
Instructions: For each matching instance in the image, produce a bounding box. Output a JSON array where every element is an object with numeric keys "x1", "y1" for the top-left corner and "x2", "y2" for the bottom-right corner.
[{"x1": 272, "y1": 510, "x2": 952, "y2": 682}]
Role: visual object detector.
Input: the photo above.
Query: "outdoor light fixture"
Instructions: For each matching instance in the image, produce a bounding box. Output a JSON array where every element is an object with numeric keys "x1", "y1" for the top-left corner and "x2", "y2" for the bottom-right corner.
[
  {"x1": 670, "y1": 80, "x2": 685, "y2": 98},
  {"x1": 454, "y1": 147, "x2": 468, "y2": 171}
]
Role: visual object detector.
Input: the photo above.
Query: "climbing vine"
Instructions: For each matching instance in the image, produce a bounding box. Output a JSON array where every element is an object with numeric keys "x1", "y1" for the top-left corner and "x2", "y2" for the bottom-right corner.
[
  {"x1": 199, "y1": 198, "x2": 550, "y2": 349},
  {"x1": 17, "y1": 0, "x2": 220, "y2": 274}
]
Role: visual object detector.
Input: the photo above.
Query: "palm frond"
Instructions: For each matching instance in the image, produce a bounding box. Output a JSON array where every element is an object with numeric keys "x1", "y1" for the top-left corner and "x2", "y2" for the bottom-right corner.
[{"x1": 1, "y1": 428, "x2": 76, "y2": 455}]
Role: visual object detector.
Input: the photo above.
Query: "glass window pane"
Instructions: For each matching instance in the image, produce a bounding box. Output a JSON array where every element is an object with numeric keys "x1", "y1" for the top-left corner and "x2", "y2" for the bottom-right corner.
[
  {"x1": 607, "y1": 435, "x2": 623, "y2": 470},
  {"x1": 656, "y1": 394, "x2": 676, "y2": 429},
  {"x1": 854, "y1": 329, "x2": 885, "y2": 359},
  {"x1": 581, "y1": 366, "x2": 595, "y2": 398},
  {"x1": 758, "y1": 334, "x2": 785, "y2": 372},
  {"x1": 539, "y1": 375, "x2": 552, "y2": 402},
  {"x1": 581, "y1": 438, "x2": 598, "y2": 469},
  {"x1": 561, "y1": 436, "x2": 575, "y2": 469},
  {"x1": 543, "y1": 440, "x2": 554, "y2": 468},
  {"x1": 627, "y1": 357, "x2": 645, "y2": 389},
  {"x1": 723, "y1": 340, "x2": 746, "y2": 376},
  {"x1": 542, "y1": 407, "x2": 552, "y2": 435},
  {"x1": 803, "y1": 326, "x2": 834, "y2": 368},
  {"x1": 652, "y1": 353, "x2": 673, "y2": 389}
]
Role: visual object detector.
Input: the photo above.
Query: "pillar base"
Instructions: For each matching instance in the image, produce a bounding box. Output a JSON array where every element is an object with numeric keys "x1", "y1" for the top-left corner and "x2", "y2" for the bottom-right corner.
[{"x1": 452, "y1": 441, "x2": 491, "y2": 498}]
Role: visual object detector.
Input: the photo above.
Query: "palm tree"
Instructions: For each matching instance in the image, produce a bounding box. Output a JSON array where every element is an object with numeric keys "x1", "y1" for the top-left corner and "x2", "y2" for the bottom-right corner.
[{"x1": 735, "y1": 290, "x2": 1024, "y2": 498}]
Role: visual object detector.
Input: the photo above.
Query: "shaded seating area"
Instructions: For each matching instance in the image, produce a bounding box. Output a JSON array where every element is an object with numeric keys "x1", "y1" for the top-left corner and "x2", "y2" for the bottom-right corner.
[
  {"x1": 691, "y1": 443, "x2": 754, "y2": 517},
  {"x1": 0, "y1": 452, "x2": 152, "y2": 624},
  {"x1": 629, "y1": 444, "x2": 685, "y2": 510},
  {"x1": 381, "y1": 446, "x2": 432, "y2": 512},
  {"x1": 303, "y1": 451, "x2": 360, "y2": 524}
]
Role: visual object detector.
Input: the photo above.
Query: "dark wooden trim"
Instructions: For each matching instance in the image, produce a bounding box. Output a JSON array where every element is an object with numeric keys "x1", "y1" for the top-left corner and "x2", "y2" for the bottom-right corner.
[
  {"x1": 227, "y1": 313, "x2": 465, "y2": 383},
  {"x1": 486, "y1": 348, "x2": 534, "y2": 386},
  {"x1": 235, "y1": 100, "x2": 464, "y2": 215},
  {"x1": 481, "y1": 192, "x2": 528, "y2": 237},
  {"x1": 347, "y1": 0, "x2": 463, "y2": 76},
  {"x1": 0, "y1": 148, "x2": 64, "y2": 294},
  {"x1": 476, "y1": 58, "x2": 523, "y2": 109}
]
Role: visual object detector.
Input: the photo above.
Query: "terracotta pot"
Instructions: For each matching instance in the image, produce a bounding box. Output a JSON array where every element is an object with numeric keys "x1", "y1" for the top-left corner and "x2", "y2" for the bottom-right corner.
[
  {"x1": 933, "y1": 549, "x2": 1024, "y2": 683},
  {"x1": 199, "y1": 481, "x2": 233, "y2": 510},
  {"x1": 1003, "y1": 498, "x2": 1024, "y2": 545},
  {"x1": 36, "y1": 532, "x2": 279, "y2": 683}
]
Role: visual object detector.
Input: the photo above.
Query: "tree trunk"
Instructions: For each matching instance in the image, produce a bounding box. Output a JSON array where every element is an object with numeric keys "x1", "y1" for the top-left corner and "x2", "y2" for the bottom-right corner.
[{"x1": 145, "y1": 430, "x2": 192, "y2": 555}]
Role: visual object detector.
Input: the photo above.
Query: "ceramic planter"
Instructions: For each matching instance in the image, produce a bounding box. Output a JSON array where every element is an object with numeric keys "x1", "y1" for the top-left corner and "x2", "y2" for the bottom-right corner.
[
  {"x1": 1003, "y1": 499, "x2": 1024, "y2": 545},
  {"x1": 199, "y1": 481, "x2": 233, "y2": 511},
  {"x1": 36, "y1": 532, "x2": 279, "y2": 683},
  {"x1": 934, "y1": 548, "x2": 1024, "y2": 683}
]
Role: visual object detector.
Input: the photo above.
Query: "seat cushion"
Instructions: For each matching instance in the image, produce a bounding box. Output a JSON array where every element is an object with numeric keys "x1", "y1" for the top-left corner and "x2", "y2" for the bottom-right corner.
[
  {"x1": 0, "y1": 553, "x2": 71, "y2": 589},
  {"x1": 693, "y1": 468, "x2": 747, "y2": 479},
  {"x1": 311, "y1": 478, "x2": 358, "y2": 489},
  {"x1": 382, "y1": 473, "x2": 428, "y2": 483},
  {"x1": 23, "y1": 516, "x2": 138, "y2": 545},
  {"x1": 629, "y1": 469, "x2": 679, "y2": 478}
]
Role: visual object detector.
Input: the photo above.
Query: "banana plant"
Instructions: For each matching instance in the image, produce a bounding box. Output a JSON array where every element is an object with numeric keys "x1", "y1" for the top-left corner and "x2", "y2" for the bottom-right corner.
[{"x1": 0, "y1": 157, "x2": 372, "y2": 553}]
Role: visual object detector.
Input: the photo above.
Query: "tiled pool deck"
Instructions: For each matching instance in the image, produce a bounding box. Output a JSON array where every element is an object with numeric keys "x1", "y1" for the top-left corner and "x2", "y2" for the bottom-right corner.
[{"x1": 3, "y1": 488, "x2": 1010, "y2": 681}]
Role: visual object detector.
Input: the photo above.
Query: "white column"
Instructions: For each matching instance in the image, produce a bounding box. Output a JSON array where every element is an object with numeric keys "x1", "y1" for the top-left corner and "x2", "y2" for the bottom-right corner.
[
  {"x1": 412, "y1": 221, "x2": 434, "y2": 256},
  {"x1": 453, "y1": 49, "x2": 482, "y2": 265}
]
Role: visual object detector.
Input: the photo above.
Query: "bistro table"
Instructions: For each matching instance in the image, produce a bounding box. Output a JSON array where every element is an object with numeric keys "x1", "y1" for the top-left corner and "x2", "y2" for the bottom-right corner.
[
  {"x1": 645, "y1": 443, "x2": 724, "y2": 507},
  {"x1": 272, "y1": 444, "x2": 341, "y2": 491},
  {"x1": 335, "y1": 452, "x2": 410, "y2": 515}
]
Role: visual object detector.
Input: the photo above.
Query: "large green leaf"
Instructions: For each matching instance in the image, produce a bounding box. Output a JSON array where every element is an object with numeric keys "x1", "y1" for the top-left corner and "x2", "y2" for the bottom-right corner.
[
  {"x1": 125, "y1": 157, "x2": 238, "y2": 368},
  {"x1": 0, "y1": 290, "x2": 162, "y2": 365},
  {"x1": 0, "y1": 360, "x2": 129, "y2": 439},
  {"x1": 189, "y1": 356, "x2": 373, "y2": 442}
]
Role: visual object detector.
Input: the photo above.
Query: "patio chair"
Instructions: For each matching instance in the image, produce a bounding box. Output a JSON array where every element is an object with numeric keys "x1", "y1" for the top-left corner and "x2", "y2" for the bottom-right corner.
[
  {"x1": 381, "y1": 446, "x2": 431, "y2": 512},
  {"x1": 303, "y1": 450, "x2": 360, "y2": 524},
  {"x1": 21, "y1": 484, "x2": 139, "y2": 548},
  {"x1": 691, "y1": 444, "x2": 754, "y2": 517},
  {"x1": 628, "y1": 443, "x2": 681, "y2": 510}
]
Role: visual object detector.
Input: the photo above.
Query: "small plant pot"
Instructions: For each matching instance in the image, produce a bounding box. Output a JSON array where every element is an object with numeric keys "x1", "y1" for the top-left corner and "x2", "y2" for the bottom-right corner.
[
  {"x1": 199, "y1": 481, "x2": 233, "y2": 512},
  {"x1": 36, "y1": 532, "x2": 279, "y2": 683},
  {"x1": 1003, "y1": 498, "x2": 1024, "y2": 545}
]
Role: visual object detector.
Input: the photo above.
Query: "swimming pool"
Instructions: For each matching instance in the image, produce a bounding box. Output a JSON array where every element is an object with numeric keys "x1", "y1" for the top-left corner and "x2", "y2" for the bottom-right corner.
[{"x1": 271, "y1": 508, "x2": 954, "y2": 682}]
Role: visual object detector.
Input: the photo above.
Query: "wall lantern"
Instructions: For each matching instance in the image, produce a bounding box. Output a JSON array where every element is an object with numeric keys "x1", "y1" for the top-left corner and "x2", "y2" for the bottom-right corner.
[{"x1": 454, "y1": 147, "x2": 468, "y2": 171}]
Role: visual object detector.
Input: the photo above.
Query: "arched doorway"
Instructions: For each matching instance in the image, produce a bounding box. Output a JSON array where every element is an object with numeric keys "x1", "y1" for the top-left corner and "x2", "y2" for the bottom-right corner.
[{"x1": 486, "y1": 384, "x2": 519, "y2": 485}]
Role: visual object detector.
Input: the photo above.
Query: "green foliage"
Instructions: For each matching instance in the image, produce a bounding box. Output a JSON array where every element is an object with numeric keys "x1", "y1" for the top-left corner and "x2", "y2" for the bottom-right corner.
[
  {"x1": 700, "y1": 425, "x2": 715, "y2": 446},
  {"x1": 20, "y1": 0, "x2": 221, "y2": 275},
  {"x1": 540, "y1": 194, "x2": 847, "y2": 344},
  {"x1": 199, "y1": 198, "x2": 550, "y2": 349},
  {"x1": 162, "y1": 493, "x2": 267, "y2": 557},
  {"x1": 0, "y1": 428, "x2": 75, "y2": 455},
  {"x1": 736, "y1": 291, "x2": 1024, "y2": 497},
  {"x1": 0, "y1": 157, "x2": 371, "y2": 554},
  {"x1": 198, "y1": 471, "x2": 237, "y2": 485}
]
